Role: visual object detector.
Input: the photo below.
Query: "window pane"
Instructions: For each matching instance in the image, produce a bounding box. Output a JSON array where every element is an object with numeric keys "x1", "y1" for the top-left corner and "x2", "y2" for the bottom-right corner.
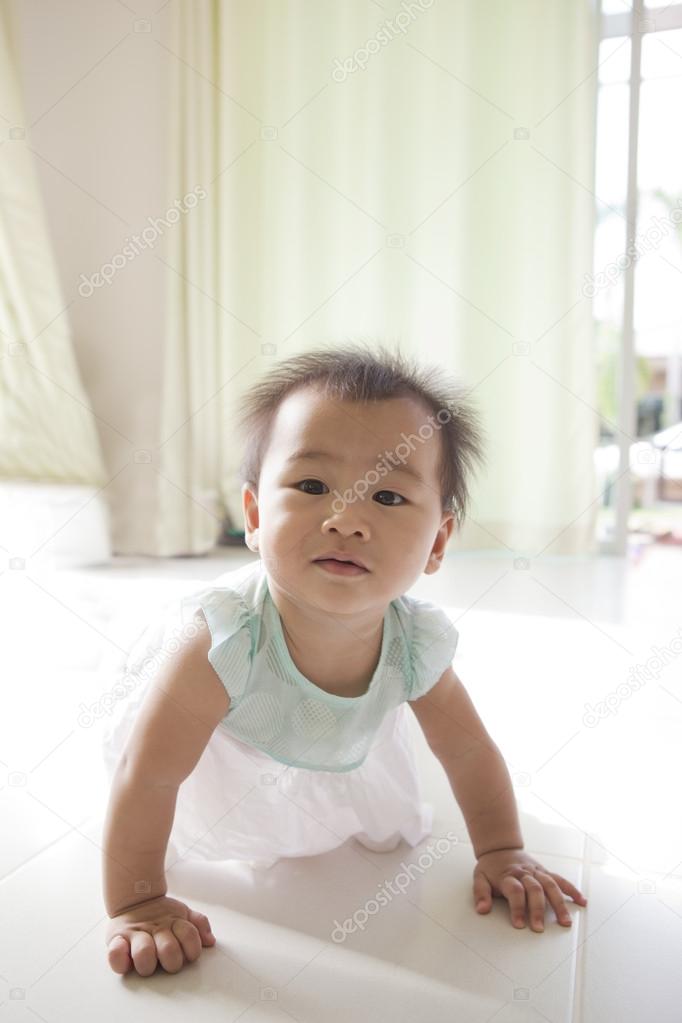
[
  {"x1": 638, "y1": 77, "x2": 682, "y2": 191},
  {"x1": 593, "y1": 45, "x2": 631, "y2": 545},
  {"x1": 631, "y1": 64, "x2": 682, "y2": 529},
  {"x1": 595, "y1": 83, "x2": 630, "y2": 203},
  {"x1": 599, "y1": 36, "x2": 631, "y2": 83},
  {"x1": 634, "y1": 192, "x2": 682, "y2": 341},
  {"x1": 594, "y1": 315, "x2": 621, "y2": 545},
  {"x1": 597, "y1": 12, "x2": 682, "y2": 544},
  {"x1": 593, "y1": 214, "x2": 627, "y2": 325},
  {"x1": 641, "y1": 28, "x2": 682, "y2": 79},
  {"x1": 601, "y1": 0, "x2": 628, "y2": 13}
]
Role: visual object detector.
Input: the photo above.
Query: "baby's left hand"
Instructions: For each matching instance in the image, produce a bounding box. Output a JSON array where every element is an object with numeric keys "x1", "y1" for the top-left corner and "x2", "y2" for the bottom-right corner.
[{"x1": 473, "y1": 848, "x2": 587, "y2": 932}]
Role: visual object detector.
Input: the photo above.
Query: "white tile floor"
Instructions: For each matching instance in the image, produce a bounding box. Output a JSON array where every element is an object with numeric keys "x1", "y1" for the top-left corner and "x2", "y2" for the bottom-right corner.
[{"x1": 1, "y1": 545, "x2": 681, "y2": 1021}]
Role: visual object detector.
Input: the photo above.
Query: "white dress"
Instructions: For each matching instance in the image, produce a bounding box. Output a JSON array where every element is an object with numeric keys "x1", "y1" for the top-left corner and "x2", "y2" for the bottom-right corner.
[{"x1": 100, "y1": 569, "x2": 458, "y2": 871}]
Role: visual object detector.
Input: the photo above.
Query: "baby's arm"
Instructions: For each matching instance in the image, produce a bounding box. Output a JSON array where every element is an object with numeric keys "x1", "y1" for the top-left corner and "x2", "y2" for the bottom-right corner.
[
  {"x1": 102, "y1": 612, "x2": 230, "y2": 975},
  {"x1": 408, "y1": 665, "x2": 523, "y2": 856},
  {"x1": 408, "y1": 666, "x2": 587, "y2": 931}
]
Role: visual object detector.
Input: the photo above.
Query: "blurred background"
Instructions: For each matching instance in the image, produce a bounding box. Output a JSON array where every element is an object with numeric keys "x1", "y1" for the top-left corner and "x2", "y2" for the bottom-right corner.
[
  {"x1": 2, "y1": 0, "x2": 680, "y2": 568},
  {"x1": 3, "y1": 4, "x2": 682, "y2": 1016}
]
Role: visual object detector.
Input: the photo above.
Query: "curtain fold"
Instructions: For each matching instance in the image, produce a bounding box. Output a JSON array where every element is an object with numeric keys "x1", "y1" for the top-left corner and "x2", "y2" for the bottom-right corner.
[
  {"x1": 0, "y1": 4, "x2": 107, "y2": 488},
  {"x1": 158, "y1": 0, "x2": 599, "y2": 557}
]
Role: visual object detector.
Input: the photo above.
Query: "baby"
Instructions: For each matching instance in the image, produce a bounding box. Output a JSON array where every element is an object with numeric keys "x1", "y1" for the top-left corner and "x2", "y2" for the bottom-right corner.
[{"x1": 102, "y1": 342, "x2": 587, "y2": 977}]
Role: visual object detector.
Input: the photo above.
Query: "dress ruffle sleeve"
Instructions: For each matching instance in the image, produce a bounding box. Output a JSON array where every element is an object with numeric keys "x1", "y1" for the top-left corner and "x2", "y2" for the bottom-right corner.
[
  {"x1": 180, "y1": 585, "x2": 255, "y2": 712},
  {"x1": 405, "y1": 599, "x2": 459, "y2": 701}
]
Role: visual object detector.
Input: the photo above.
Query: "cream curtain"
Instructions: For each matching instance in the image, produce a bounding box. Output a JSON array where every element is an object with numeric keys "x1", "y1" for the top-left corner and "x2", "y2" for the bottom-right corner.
[
  {"x1": 158, "y1": 0, "x2": 599, "y2": 557},
  {"x1": 0, "y1": 4, "x2": 106, "y2": 488}
]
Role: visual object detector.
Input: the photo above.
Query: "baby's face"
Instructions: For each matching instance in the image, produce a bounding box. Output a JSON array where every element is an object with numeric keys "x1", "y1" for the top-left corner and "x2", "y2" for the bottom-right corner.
[{"x1": 242, "y1": 386, "x2": 454, "y2": 615}]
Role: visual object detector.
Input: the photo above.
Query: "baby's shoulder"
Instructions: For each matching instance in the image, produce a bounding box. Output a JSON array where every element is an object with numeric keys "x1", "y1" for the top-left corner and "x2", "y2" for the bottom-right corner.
[
  {"x1": 175, "y1": 563, "x2": 266, "y2": 708},
  {"x1": 392, "y1": 591, "x2": 454, "y2": 632},
  {"x1": 180, "y1": 561, "x2": 264, "y2": 636},
  {"x1": 390, "y1": 593, "x2": 459, "y2": 701}
]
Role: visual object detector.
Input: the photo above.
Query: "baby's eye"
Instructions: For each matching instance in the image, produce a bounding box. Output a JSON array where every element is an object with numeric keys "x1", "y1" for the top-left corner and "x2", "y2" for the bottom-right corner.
[
  {"x1": 294, "y1": 480, "x2": 404, "y2": 509},
  {"x1": 295, "y1": 478, "x2": 328, "y2": 494},
  {"x1": 373, "y1": 490, "x2": 406, "y2": 506}
]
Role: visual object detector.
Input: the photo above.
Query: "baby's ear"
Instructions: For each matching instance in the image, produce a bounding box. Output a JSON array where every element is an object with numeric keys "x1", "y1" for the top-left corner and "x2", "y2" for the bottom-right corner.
[
  {"x1": 424, "y1": 551, "x2": 442, "y2": 575},
  {"x1": 241, "y1": 483, "x2": 260, "y2": 548},
  {"x1": 424, "y1": 514, "x2": 455, "y2": 574}
]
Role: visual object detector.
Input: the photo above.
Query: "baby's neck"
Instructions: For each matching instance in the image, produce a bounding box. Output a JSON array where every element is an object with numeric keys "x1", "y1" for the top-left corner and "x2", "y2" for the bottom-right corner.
[{"x1": 268, "y1": 580, "x2": 386, "y2": 695}]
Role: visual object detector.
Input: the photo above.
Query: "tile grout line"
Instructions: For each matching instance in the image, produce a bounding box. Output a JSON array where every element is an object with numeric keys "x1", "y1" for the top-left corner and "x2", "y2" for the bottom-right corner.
[
  {"x1": 570, "y1": 831, "x2": 592, "y2": 1023},
  {"x1": 0, "y1": 825, "x2": 79, "y2": 885}
]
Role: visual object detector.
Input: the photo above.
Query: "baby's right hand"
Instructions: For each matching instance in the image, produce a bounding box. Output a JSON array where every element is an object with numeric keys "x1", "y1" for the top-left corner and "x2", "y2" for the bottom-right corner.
[{"x1": 105, "y1": 895, "x2": 216, "y2": 976}]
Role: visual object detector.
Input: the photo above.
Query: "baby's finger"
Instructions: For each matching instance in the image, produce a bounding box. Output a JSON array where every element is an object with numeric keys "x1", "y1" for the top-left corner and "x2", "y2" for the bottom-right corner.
[
  {"x1": 551, "y1": 873, "x2": 588, "y2": 905},
  {"x1": 152, "y1": 927, "x2": 184, "y2": 974},
  {"x1": 520, "y1": 875, "x2": 547, "y2": 931},
  {"x1": 499, "y1": 875, "x2": 528, "y2": 928},
  {"x1": 187, "y1": 908, "x2": 217, "y2": 945},
  {"x1": 129, "y1": 930, "x2": 159, "y2": 976},
  {"x1": 473, "y1": 872, "x2": 492, "y2": 913},
  {"x1": 107, "y1": 934, "x2": 133, "y2": 975},
  {"x1": 535, "y1": 872, "x2": 573, "y2": 926},
  {"x1": 171, "y1": 918, "x2": 204, "y2": 964}
]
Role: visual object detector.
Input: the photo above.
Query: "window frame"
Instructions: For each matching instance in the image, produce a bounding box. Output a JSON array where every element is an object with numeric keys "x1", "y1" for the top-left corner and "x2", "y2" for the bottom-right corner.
[{"x1": 597, "y1": 0, "x2": 682, "y2": 553}]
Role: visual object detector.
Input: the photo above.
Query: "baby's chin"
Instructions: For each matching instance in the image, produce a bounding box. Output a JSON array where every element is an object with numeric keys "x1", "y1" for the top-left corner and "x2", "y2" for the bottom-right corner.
[{"x1": 272, "y1": 568, "x2": 386, "y2": 609}]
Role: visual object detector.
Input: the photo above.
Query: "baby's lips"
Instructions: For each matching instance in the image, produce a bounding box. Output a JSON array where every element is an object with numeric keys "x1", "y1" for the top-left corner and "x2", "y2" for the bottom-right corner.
[{"x1": 312, "y1": 550, "x2": 369, "y2": 570}]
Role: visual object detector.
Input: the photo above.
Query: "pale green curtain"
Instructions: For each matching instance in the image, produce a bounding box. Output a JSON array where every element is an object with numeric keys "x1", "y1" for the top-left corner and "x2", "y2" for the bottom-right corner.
[
  {"x1": 158, "y1": 0, "x2": 599, "y2": 556},
  {"x1": 0, "y1": 4, "x2": 106, "y2": 487}
]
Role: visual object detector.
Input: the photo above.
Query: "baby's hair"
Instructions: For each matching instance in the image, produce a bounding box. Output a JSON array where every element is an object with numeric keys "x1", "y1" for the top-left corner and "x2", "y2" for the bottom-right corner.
[{"x1": 236, "y1": 341, "x2": 487, "y2": 528}]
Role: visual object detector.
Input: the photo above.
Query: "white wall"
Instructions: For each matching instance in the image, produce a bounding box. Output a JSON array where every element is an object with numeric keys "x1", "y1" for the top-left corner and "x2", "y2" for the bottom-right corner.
[{"x1": 8, "y1": 0, "x2": 174, "y2": 553}]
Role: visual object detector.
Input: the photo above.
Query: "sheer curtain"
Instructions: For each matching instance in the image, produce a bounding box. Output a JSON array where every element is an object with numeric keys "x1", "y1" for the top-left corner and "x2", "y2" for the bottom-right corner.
[
  {"x1": 158, "y1": 0, "x2": 599, "y2": 557},
  {"x1": 0, "y1": 4, "x2": 109, "y2": 565}
]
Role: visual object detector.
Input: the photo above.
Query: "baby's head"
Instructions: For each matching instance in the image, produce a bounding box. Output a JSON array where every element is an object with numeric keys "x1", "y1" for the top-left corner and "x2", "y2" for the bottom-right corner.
[{"x1": 235, "y1": 342, "x2": 486, "y2": 612}]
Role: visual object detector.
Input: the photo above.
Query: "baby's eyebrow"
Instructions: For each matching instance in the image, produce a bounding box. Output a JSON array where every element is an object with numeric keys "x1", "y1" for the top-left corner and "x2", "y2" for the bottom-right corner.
[
  {"x1": 285, "y1": 447, "x2": 425, "y2": 484},
  {"x1": 285, "y1": 447, "x2": 340, "y2": 465}
]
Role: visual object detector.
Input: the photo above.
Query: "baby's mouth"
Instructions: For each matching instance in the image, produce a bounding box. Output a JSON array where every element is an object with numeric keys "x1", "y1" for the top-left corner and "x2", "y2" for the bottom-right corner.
[{"x1": 313, "y1": 556, "x2": 369, "y2": 575}]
